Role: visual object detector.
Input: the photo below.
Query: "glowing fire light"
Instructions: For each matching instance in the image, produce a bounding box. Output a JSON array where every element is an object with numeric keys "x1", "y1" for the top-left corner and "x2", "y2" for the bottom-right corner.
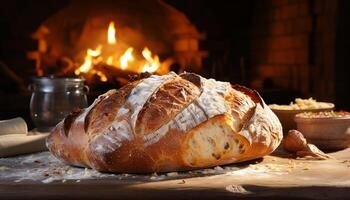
[
  {"x1": 107, "y1": 22, "x2": 117, "y2": 44},
  {"x1": 95, "y1": 70, "x2": 108, "y2": 82},
  {"x1": 75, "y1": 21, "x2": 169, "y2": 82},
  {"x1": 87, "y1": 45, "x2": 102, "y2": 57},
  {"x1": 107, "y1": 56, "x2": 114, "y2": 65},
  {"x1": 119, "y1": 47, "x2": 134, "y2": 70},
  {"x1": 75, "y1": 46, "x2": 102, "y2": 75},
  {"x1": 75, "y1": 54, "x2": 92, "y2": 75},
  {"x1": 142, "y1": 47, "x2": 160, "y2": 73}
]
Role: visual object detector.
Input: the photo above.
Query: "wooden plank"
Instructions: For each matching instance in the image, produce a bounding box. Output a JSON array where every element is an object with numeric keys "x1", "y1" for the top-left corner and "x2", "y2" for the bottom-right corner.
[{"x1": 0, "y1": 148, "x2": 349, "y2": 199}]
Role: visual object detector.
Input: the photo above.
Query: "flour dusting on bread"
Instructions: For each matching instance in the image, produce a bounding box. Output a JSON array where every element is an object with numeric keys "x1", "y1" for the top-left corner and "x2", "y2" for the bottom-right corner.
[
  {"x1": 47, "y1": 72, "x2": 283, "y2": 173},
  {"x1": 143, "y1": 76, "x2": 229, "y2": 146},
  {"x1": 143, "y1": 74, "x2": 252, "y2": 147},
  {"x1": 120, "y1": 72, "x2": 177, "y2": 130}
]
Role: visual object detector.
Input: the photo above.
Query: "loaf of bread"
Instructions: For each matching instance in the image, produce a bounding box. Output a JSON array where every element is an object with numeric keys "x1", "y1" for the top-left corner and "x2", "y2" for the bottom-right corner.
[{"x1": 47, "y1": 72, "x2": 282, "y2": 173}]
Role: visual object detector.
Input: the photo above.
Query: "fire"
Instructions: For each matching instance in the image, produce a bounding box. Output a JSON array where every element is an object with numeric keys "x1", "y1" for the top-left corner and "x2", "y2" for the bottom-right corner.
[
  {"x1": 95, "y1": 70, "x2": 108, "y2": 82},
  {"x1": 106, "y1": 56, "x2": 113, "y2": 65},
  {"x1": 107, "y1": 22, "x2": 116, "y2": 44},
  {"x1": 75, "y1": 21, "x2": 171, "y2": 82},
  {"x1": 119, "y1": 47, "x2": 134, "y2": 70},
  {"x1": 75, "y1": 54, "x2": 92, "y2": 75},
  {"x1": 142, "y1": 47, "x2": 160, "y2": 73},
  {"x1": 75, "y1": 46, "x2": 102, "y2": 75},
  {"x1": 87, "y1": 45, "x2": 102, "y2": 57}
]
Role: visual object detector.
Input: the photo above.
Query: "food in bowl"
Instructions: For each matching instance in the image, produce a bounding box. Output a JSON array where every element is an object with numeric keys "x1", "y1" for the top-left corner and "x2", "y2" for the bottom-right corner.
[
  {"x1": 269, "y1": 98, "x2": 334, "y2": 134},
  {"x1": 294, "y1": 111, "x2": 350, "y2": 150},
  {"x1": 296, "y1": 111, "x2": 350, "y2": 118},
  {"x1": 269, "y1": 98, "x2": 333, "y2": 110}
]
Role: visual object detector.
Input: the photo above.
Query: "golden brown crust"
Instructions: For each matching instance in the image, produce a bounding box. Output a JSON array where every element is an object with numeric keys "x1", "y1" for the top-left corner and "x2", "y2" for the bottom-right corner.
[
  {"x1": 135, "y1": 77, "x2": 201, "y2": 135},
  {"x1": 47, "y1": 72, "x2": 283, "y2": 173},
  {"x1": 47, "y1": 81, "x2": 141, "y2": 168},
  {"x1": 63, "y1": 108, "x2": 83, "y2": 137},
  {"x1": 85, "y1": 82, "x2": 139, "y2": 138}
]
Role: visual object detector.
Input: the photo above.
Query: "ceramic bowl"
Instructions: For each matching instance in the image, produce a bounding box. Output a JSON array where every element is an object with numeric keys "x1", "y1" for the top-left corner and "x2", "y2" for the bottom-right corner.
[
  {"x1": 271, "y1": 103, "x2": 334, "y2": 135},
  {"x1": 294, "y1": 112, "x2": 350, "y2": 150}
]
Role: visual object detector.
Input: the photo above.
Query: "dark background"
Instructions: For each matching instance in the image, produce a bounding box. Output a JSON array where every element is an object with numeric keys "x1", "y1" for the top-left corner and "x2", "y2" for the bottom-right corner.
[{"x1": 0, "y1": 0, "x2": 349, "y2": 128}]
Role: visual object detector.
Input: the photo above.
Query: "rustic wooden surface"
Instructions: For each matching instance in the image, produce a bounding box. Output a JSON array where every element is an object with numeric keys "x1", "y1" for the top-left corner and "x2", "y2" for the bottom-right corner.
[{"x1": 0, "y1": 148, "x2": 350, "y2": 200}]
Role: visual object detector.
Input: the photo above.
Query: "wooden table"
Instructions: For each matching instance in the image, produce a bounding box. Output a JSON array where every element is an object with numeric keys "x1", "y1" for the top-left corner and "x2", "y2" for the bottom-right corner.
[{"x1": 0, "y1": 148, "x2": 350, "y2": 200}]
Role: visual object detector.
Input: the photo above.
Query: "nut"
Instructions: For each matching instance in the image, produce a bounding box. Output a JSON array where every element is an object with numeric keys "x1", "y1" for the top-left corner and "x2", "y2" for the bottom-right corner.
[{"x1": 283, "y1": 130, "x2": 308, "y2": 152}]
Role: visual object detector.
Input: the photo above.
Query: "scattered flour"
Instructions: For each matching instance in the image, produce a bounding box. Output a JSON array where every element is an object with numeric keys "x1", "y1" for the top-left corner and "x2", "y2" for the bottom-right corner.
[
  {"x1": 0, "y1": 152, "x2": 122, "y2": 183},
  {"x1": 0, "y1": 152, "x2": 278, "y2": 184}
]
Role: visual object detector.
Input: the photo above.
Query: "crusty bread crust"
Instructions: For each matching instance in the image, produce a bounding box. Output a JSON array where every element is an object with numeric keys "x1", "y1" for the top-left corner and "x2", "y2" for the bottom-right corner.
[{"x1": 47, "y1": 72, "x2": 282, "y2": 173}]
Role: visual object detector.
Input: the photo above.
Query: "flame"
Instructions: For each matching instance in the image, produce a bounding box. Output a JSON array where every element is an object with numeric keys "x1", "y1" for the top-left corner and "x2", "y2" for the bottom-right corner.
[
  {"x1": 74, "y1": 22, "x2": 170, "y2": 83},
  {"x1": 95, "y1": 70, "x2": 108, "y2": 82},
  {"x1": 119, "y1": 47, "x2": 134, "y2": 70},
  {"x1": 107, "y1": 56, "x2": 114, "y2": 65},
  {"x1": 75, "y1": 46, "x2": 102, "y2": 75},
  {"x1": 142, "y1": 47, "x2": 160, "y2": 73},
  {"x1": 87, "y1": 45, "x2": 102, "y2": 57},
  {"x1": 75, "y1": 54, "x2": 92, "y2": 75},
  {"x1": 107, "y1": 22, "x2": 116, "y2": 44}
]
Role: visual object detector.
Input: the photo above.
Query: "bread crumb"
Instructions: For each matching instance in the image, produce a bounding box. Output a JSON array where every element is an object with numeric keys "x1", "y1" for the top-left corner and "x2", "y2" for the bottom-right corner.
[
  {"x1": 214, "y1": 166, "x2": 224, "y2": 171},
  {"x1": 302, "y1": 163, "x2": 311, "y2": 170},
  {"x1": 225, "y1": 184, "x2": 250, "y2": 194},
  {"x1": 200, "y1": 169, "x2": 216, "y2": 174},
  {"x1": 42, "y1": 172, "x2": 49, "y2": 177},
  {"x1": 0, "y1": 166, "x2": 9, "y2": 171},
  {"x1": 265, "y1": 164, "x2": 279, "y2": 170},
  {"x1": 288, "y1": 159, "x2": 296, "y2": 169},
  {"x1": 66, "y1": 169, "x2": 74, "y2": 175},
  {"x1": 166, "y1": 172, "x2": 178, "y2": 177},
  {"x1": 249, "y1": 165, "x2": 259, "y2": 170},
  {"x1": 83, "y1": 168, "x2": 92, "y2": 177}
]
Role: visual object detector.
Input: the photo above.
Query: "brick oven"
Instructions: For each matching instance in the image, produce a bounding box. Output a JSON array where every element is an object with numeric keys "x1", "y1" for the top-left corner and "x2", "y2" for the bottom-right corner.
[
  {"x1": 0, "y1": 0, "x2": 349, "y2": 128},
  {"x1": 27, "y1": 0, "x2": 206, "y2": 88}
]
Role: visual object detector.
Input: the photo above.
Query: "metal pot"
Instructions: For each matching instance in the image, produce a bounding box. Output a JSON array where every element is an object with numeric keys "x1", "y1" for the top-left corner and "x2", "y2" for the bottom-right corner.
[{"x1": 29, "y1": 77, "x2": 88, "y2": 132}]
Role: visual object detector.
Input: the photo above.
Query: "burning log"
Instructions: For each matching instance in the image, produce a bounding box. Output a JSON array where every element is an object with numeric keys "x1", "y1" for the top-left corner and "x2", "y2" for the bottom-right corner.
[
  {"x1": 31, "y1": 1, "x2": 205, "y2": 77},
  {"x1": 94, "y1": 63, "x2": 138, "y2": 80},
  {"x1": 94, "y1": 62, "x2": 140, "y2": 85},
  {"x1": 41, "y1": 20, "x2": 175, "y2": 87}
]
